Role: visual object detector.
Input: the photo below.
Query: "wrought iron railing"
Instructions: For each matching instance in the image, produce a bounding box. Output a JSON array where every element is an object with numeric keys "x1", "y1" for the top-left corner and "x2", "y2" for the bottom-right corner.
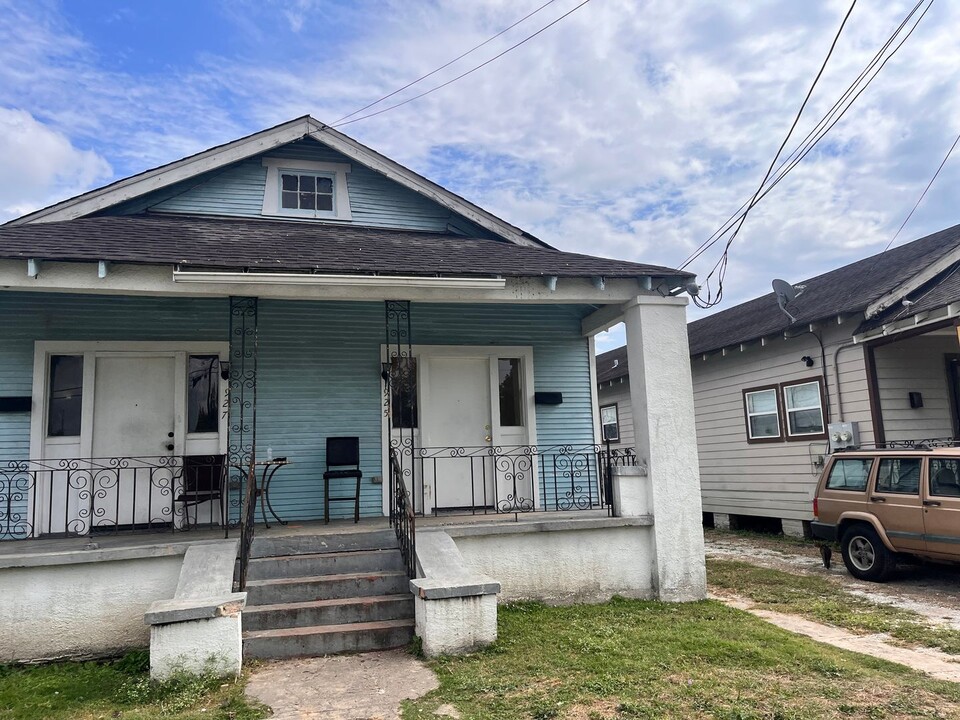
[
  {"x1": 391, "y1": 441, "x2": 623, "y2": 517},
  {"x1": 389, "y1": 447, "x2": 416, "y2": 577},
  {"x1": 0, "y1": 455, "x2": 230, "y2": 542}
]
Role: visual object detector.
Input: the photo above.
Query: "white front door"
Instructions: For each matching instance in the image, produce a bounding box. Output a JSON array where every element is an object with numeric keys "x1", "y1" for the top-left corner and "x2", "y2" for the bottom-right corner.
[
  {"x1": 91, "y1": 355, "x2": 178, "y2": 528},
  {"x1": 424, "y1": 357, "x2": 493, "y2": 509}
]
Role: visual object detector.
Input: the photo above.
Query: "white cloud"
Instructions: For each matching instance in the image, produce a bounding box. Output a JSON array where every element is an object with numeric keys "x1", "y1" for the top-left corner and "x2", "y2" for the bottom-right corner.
[
  {"x1": 1, "y1": 0, "x2": 958, "y2": 327},
  {"x1": 0, "y1": 108, "x2": 111, "y2": 220}
]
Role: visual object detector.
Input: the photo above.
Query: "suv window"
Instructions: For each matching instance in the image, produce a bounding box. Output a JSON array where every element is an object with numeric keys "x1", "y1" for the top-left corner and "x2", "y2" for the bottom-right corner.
[
  {"x1": 826, "y1": 458, "x2": 873, "y2": 491},
  {"x1": 930, "y1": 458, "x2": 960, "y2": 497},
  {"x1": 875, "y1": 458, "x2": 921, "y2": 494}
]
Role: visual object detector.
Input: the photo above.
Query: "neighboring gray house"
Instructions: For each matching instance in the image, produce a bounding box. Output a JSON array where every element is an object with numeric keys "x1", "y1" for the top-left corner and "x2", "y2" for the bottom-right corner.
[
  {"x1": 595, "y1": 345, "x2": 635, "y2": 451},
  {"x1": 689, "y1": 223, "x2": 960, "y2": 536},
  {"x1": 597, "y1": 223, "x2": 960, "y2": 536}
]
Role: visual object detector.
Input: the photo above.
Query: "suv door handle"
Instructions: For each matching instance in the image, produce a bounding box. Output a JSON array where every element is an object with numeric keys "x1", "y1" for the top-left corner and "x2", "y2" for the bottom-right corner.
[
  {"x1": 923, "y1": 500, "x2": 942, "y2": 507},
  {"x1": 870, "y1": 496, "x2": 886, "y2": 503}
]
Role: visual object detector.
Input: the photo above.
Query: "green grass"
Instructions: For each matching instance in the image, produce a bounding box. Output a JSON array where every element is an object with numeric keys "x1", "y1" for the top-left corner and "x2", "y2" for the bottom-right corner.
[
  {"x1": 708, "y1": 558, "x2": 960, "y2": 656},
  {"x1": 0, "y1": 651, "x2": 268, "y2": 720},
  {"x1": 404, "y1": 598, "x2": 960, "y2": 720}
]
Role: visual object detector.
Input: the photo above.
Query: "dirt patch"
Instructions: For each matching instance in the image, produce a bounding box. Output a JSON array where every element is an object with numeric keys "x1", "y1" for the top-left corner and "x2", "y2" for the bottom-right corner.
[
  {"x1": 245, "y1": 649, "x2": 438, "y2": 720},
  {"x1": 705, "y1": 529, "x2": 960, "y2": 630},
  {"x1": 562, "y1": 699, "x2": 621, "y2": 720}
]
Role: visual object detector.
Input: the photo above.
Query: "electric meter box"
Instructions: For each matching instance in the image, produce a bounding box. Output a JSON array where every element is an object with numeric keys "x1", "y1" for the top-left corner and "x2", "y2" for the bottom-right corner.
[{"x1": 828, "y1": 421, "x2": 860, "y2": 452}]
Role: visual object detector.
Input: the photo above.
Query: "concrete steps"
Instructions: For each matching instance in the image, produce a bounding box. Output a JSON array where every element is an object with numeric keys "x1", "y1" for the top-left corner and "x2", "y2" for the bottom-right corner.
[
  {"x1": 244, "y1": 619, "x2": 416, "y2": 659},
  {"x1": 242, "y1": 529, "x2": 414, "y2": 659}
]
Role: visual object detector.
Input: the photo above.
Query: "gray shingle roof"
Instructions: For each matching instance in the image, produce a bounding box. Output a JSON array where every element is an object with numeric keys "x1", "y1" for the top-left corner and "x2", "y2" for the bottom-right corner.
[
  {"x1": 687, "y1": 223, "x2": 960, "y2": 356},
  {"x1": 596, "y1": 345, "x2": 629, "y2": 383},
  {"x1": 856, "y1": 259, "x2": 960, "y2": 333},
  {"x1": 0, "y1": 214, "x2": 690, "y2": 280}
]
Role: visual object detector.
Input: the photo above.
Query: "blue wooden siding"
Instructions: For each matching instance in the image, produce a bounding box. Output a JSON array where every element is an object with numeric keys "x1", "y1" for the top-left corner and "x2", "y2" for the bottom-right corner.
[
  {"x1": 103, "y1": 138, "x2": 497, "y2": 238},
  {"x1": 0, "y1": 292, "x2": 594, "y2": 527}
]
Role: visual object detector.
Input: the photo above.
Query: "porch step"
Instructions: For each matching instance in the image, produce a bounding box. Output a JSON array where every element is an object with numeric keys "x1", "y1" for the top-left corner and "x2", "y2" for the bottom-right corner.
[
  {"x1": 245, "y1": 571, "x2": 410, "y2": 605},
  {"x1": 243, "y1": 618, "x2": 415, "y2": 659},
  {"x1": 246, "y1": 549, "x2": 405, "y2": 581},
  {"x1": 250, "y1": 529, "x2": 398, "y2": 558},
  {"x1": 242, "y1": 594, "x2": 414, "y2": 632}
]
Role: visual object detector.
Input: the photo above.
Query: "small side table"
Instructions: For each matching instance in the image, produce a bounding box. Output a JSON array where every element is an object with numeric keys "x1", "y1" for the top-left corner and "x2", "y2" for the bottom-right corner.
[{"x1": 254, "y1": 458, "x2": 291, "y2": 528}]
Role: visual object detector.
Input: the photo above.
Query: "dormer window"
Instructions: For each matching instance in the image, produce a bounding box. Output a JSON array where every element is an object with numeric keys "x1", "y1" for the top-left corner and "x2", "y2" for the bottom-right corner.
[{"x1": 261, "y1": 157, "x2": 352, "y2": 221}]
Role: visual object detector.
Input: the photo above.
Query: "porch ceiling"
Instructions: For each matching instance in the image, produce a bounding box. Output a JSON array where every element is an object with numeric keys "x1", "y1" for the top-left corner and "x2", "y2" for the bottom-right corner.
[{"x1": 0, "y1": 214, "x2": 690, "y2": 281}]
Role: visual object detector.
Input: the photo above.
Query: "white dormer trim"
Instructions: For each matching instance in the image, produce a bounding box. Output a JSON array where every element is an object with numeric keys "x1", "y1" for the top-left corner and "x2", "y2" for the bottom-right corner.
[
  {"x1": 261, "y1": 157, "x2": 353, "y2": 221},
  {"x1": 6, "y1": 116, "x2": 548, "y2": 248}
]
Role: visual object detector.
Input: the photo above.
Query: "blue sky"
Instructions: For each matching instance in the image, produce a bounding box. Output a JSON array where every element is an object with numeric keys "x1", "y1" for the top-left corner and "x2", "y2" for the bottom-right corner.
[{"x1": 1, "y1": 0, "x2": 958, "y2": 353}]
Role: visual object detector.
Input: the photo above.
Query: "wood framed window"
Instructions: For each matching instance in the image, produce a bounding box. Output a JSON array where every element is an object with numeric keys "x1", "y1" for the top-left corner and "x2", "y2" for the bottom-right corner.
[
  {"x1": 782, "y1": 377, "x2": 826, "y2": 440},
  {"x1": 742, "y1": 385, "x2": 782, "y2": 443},
  {"x1": 600, "y1": 404, "x2": 620, "y2": 441},
  {"x1": 261, "y1": 157, "x2": 352, "y2": 221}
]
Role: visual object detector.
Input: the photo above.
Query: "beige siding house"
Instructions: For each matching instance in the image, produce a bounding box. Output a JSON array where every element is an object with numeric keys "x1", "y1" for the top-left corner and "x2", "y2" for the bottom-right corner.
[
  {"x1": 687, "y1": 223, "x2": 960, "y2": 535},
  {"x1": 597, "y1": 223, "x2": 960, "y2": 536}
]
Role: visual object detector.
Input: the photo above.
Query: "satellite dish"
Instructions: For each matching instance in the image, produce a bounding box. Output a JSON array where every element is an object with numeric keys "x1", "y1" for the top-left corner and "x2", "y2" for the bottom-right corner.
[{"x1": 772, "y1": 278, "x2": 799, "y2": 323}]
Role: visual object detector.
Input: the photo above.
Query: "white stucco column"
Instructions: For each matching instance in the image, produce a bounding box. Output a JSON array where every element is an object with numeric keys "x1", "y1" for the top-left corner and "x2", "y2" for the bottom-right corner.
[{"x1": 623, "y1": 295, "x2": 706, "y2": 602}]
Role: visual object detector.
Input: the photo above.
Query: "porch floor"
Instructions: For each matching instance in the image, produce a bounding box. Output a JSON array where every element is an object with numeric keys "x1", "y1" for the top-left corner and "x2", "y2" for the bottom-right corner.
[{"x1": 0, "y1": 509, "x2": 614, "y2": 562}]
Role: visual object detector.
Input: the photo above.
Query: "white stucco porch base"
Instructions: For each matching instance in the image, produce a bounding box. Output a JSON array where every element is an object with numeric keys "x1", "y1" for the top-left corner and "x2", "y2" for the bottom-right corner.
[
  {"x1": 441, "y1": 515, "x2": 656, "y2": 604},
  {"x1": 0, "y1": 545, "x2": 185, "y2": 663}
]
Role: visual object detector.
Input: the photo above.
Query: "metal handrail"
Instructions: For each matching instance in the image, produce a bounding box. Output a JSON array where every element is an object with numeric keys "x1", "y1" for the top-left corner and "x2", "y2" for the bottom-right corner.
[{"x1": 389, "y1": 447, "x2": 416, "y2": 578}]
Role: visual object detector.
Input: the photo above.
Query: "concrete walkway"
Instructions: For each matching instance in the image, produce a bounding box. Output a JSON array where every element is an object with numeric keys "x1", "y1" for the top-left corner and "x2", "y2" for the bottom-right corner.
[
  {"x1": 245, "y1": 649, "x2": 439, "y2": 720},
  {"x1": 719, "y1": 595, "x2": 960, "y2": 683}
]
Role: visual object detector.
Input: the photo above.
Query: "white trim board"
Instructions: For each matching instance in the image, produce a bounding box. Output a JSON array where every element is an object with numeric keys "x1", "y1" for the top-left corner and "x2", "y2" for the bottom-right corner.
[{"x1": 6, "y1": 116, "x2": 545, "y2": 248}]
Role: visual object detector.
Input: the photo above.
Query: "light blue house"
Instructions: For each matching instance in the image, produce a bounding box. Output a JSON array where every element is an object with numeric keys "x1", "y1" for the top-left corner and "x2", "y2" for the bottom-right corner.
[{"x1": 0, "y1": 116, "x2": 698, "y2": 538}]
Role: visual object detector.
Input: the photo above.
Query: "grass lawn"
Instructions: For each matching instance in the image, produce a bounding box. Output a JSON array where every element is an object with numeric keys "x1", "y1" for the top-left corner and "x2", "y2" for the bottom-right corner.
[
  {"x1": 404, "y1": 598, "x2": 960, "y2": 720},
  {"x1": 0, "y1": 651, "x2": 268, "y2": 720},
  {"x1": 708, "y1": 558, "x2": 960, "y2": 656}
]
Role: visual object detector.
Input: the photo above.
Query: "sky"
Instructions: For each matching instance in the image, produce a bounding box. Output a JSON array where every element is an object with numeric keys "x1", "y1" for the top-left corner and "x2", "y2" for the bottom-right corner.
[{"x1": 0, "y1": 0, "x2": 957, "y2": 353}]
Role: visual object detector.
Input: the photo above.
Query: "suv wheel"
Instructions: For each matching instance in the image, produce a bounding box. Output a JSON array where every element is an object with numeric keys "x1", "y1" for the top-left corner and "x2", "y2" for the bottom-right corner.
[{"x1": 840, "y1": 525, "x2": 895, "y2": 582}]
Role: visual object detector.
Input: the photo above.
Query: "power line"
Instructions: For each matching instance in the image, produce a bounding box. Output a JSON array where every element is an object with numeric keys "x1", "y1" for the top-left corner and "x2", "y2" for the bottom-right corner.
[
  {"x1": 333, "y1": 0, "x2": 562, "y2": 125},
  {"x1": 691, "y1": 0, "x2": 858, "y2": 309},
  {"x1": 680, "y1": 0, "x2": 931, "y2": 273},
  {"x1": 332, "y1": 0, "x2": 593, "y2": 129},
  {"x1": 884, "y1": 129, "x2": 960, "y2": 252}
]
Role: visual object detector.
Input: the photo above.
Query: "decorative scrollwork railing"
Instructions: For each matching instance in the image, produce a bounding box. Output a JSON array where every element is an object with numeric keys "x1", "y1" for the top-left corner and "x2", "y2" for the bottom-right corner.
[
  {"x1": 389, "y1": 447, "x2": 416, "y2": 577},
  {"x1": 390, "y1": 440, "x2": 618, "y2": 517},
  {"x1": 0, "y1": 455, "x2": 229, "y2": 542}
]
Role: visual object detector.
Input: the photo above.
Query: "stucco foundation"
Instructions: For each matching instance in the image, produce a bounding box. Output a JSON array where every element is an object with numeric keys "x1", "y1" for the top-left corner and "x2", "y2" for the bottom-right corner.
[
  {"x1": 445, "y1": 517, "x2": 656, "y2": 604},
  {"x1": 0, "y1": 551, "x2": 183, "y2": 662},
  {"x1": 150, "y1": 615, "x2": 242, "y2": 680}
]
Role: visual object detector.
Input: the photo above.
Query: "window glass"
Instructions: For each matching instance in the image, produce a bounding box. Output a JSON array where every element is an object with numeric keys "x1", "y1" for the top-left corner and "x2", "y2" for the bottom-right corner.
[
  {"x1": 930, "y1": 458, "x2": 960, "y2": 497},
  {"x1": 825, "y1": 458, "x2": 873, "y2": 491},
  {"x1": 876, "y1": 458, "x2": 921, "y2": 494},
  {"x1": 498, "y1": 358, "x2": 523, "y2": 427},
  {"x1": 390, "y1": 356, "x2": 418, "y2": 429},
  {"x1": 188, "y1": 355, "x2": 220, "y2": 434},
  {"x1": 280, "y1": 172, "x2": 334, "y2": 214},
  {"x1": 48, "y1": 355, "x2": 83, "y2": 437},
  {"x1": 744, "y1": 388, "x2": 779, "y2": 439},
  {"x1": 783, "y1": 381, "x2": 824, "y2": 436},
  {"x1": 600, "y1": 405, "x2": 619, "y2": 441}
]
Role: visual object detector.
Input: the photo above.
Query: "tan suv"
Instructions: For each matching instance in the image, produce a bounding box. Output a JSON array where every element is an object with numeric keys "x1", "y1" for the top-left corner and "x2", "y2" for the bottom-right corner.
[{"x1": 812, "y1": 448, "x2": 960, "y2": 581}]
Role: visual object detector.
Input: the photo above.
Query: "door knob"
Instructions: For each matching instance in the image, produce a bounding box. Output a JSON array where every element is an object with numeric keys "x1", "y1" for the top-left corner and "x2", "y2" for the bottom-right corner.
[
  {"x1": 485, "y1": 436, "x2": 492, "y2": 442},
  {"x1": 167, "y1": 431, "x2": 174, "y2": 438},
  {"x1": 165, "y1": 443, "x2": 175, "y2": 452}
]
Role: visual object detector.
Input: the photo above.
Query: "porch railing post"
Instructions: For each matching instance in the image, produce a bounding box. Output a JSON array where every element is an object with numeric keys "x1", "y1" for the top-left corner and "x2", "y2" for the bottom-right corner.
[{"x1": 228, "y1": 296, "x2": 259, "y2": 589}]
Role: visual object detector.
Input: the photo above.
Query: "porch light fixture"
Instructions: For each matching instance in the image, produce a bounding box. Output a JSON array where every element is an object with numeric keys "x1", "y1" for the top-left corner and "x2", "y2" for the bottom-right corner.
[
  {"x1": 172, "y1": 269, "x2": 506, "y2": 289},
  {"x1": 380, "y1": 363, "x2": 391, "y2": 383},
  {"x1": 219, "y1": 360, "x2": 231, "y2": 381}
]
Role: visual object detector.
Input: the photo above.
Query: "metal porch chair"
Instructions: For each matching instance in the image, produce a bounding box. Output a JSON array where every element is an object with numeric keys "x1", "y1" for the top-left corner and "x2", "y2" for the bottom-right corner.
[{"x1": 323, "y1": 437, "x2": 362, "y2": 523}]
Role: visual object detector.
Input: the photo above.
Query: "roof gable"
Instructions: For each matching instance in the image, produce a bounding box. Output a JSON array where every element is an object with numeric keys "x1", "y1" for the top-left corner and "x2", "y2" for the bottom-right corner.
[
  {"x1": 687, "y1": 223, "x2": 960, "y2": 356},
  {"x1": 6, "y1": 116, "x2": 547, "y2": 248}
]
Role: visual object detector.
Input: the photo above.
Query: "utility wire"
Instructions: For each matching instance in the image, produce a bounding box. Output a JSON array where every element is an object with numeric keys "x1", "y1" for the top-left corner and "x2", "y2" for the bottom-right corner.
[
  {"x1": 332, "y1": 0, "x2": 593, "y2": 128},
  {"x1": 680, "y1": 0, "x2": 931, "y2": 272},
  {"x1": 690, "y1": 0, "x2": 858, "y2": 309},
  {"x1": 333, "y1": 0, "x2": 561, "y2": 125},
  {"x1": 884, "y1": 129, "x2": 960, "y2": 252}
]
